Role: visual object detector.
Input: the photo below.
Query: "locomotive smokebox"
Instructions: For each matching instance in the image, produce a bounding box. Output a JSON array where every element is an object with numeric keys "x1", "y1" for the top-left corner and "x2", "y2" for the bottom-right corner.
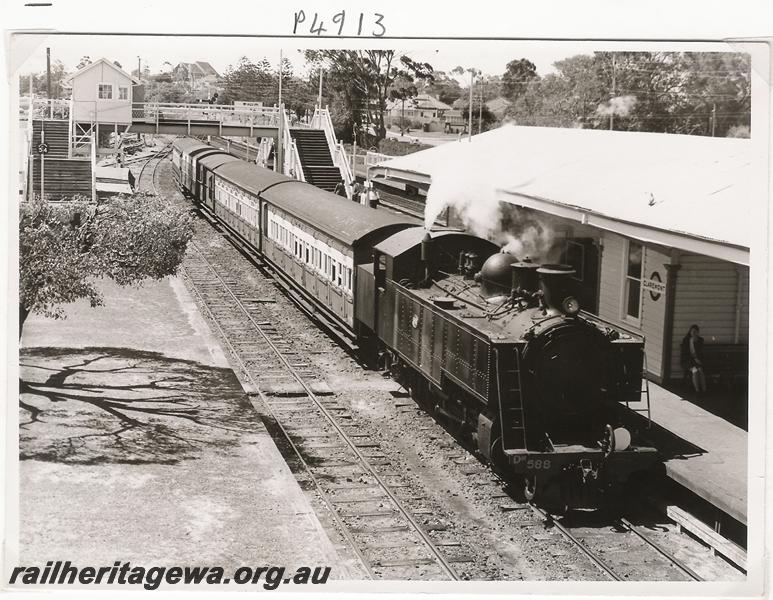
[
  {"x1": 478, "y1": 250, "x2": 518, "y2": 299},
  {"x1": 511, "y1": 258, "x2": 540, "y2": 297},
  {"x1": 537, "y1": 264, "x2": 581, "y2": 315}
]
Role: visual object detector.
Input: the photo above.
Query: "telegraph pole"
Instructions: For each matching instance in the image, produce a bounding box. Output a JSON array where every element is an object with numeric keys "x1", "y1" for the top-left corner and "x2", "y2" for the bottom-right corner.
[
  {"x1": 46, "y1": 47, "x2": 51, "y2": 117},
  {"x1": 468, "y1": 69, "x2": 474, "y2": 141},
  {"x1": 317, "y1": 68, "x2": 323, "y2": 109},
  {"x1": 278, "y1": 49, "x2": 283, "y2": 108},
  {"x1": 609, "y1": 54, "x2": 616, "y2": 130},
  {"x1": 138, "y1": 57, "x2": 141, "y2": 81},
  {"x1": 711, "y1": 103, "x2": 717, "y2": 137},
  {"x1": 478, "y1": 79, "x2": 484, "y2": 135}
]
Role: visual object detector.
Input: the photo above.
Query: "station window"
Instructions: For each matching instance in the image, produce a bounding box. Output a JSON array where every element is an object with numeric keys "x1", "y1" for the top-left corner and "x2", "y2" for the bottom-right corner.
[
  {"x1": 118, "y1": 86, "x2": 129, "y2": 100},
  {"x1": 624, "y1": 241, "x2": 643, "y2": 320},
  {"x1": 98, "y1": 83, "x2": 113, "y2": 100},
  {"x1": 563, "y1": 240, "x2": 585, "y2": 281}
]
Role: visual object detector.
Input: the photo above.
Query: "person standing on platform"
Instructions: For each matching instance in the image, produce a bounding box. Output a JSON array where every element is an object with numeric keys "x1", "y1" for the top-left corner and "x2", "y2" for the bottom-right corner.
[{"x1": 681, "y1": 324, "x2": 707, "y2": 393}]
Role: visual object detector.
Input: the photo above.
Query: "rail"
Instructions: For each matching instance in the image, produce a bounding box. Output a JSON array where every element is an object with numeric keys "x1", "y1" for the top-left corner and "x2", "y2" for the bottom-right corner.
[
  {"x1": 312, "y1": 107, "x2": 354, "y2": 198},
  {"x1": 131, "y1": 102, "x2": 280, "y2": 128},
  {"x1": 23, "y1": 97, "x2": 70, "y2": 120},
  {"x1": 281, "y1": 109, "x2": 305, "y2": 182}
]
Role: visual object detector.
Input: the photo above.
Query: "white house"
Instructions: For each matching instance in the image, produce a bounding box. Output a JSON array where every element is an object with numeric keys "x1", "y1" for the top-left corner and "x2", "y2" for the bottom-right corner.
[{"x1": 67, "y1": 58, "x2": 141, "y2": 125}]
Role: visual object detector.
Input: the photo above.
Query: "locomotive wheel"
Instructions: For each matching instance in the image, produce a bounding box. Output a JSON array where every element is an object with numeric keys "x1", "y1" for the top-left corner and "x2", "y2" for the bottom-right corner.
[{"x1": 489, "y1": 436, "x2": 508, "y2": 469}]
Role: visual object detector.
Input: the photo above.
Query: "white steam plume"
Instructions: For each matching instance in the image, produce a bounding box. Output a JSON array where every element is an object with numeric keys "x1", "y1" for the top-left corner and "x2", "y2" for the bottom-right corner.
[
  {"x1": 596, "y1": 95, "x2": 637, "y2": 118},
  {"x1": 423, "y1": 149, "x2": 562, "y2": 263}
]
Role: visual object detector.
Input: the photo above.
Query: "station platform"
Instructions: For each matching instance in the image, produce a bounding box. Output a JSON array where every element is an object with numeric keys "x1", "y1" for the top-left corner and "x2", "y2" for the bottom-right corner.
[
  {"x1": 622, "y1": 383, "x2": 747, "y2": 525},
  {"x1": 18, "y1": 277, "x2": 354, "y2": 577}
]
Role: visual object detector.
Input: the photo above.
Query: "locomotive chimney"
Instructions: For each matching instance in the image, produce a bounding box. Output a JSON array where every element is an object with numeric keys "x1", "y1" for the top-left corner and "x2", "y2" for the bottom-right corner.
[
  {"x1": 511, "y1": 258, "x2": 540, "y2": 298},
  {"x1": 421, "y1": 231, "x2": 432, "y2": 286},
  {"x1": 536, "y1": 264, "x2": 581, "y2": 315}
]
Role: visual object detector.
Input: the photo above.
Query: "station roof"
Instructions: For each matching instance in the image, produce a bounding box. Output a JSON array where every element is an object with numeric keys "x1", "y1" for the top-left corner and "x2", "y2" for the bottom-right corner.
[
  {"x1": 214, "y1": 162, "x2": 419, "y2": 246},
  {"x1": 369, "y1": 126, "x2": 754, "y2": 265}
]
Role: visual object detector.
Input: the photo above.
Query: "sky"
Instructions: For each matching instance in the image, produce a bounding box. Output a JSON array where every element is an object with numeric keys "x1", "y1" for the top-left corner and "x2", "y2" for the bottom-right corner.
[{"x1": 11, "y1": 34, "x2": 738, "y2": 85}]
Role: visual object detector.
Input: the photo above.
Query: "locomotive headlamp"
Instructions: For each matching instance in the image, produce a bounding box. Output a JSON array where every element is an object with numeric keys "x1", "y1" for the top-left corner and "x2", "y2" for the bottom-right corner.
[{"x1": 561, "y1": 296, "x2": 580, "y2": 315}]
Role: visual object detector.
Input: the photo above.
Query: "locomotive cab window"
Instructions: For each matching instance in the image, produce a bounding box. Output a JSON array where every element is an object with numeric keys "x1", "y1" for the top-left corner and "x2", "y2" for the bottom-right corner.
[{"x1": 623, "y1": 240, "x2": 643, "y2": 321}]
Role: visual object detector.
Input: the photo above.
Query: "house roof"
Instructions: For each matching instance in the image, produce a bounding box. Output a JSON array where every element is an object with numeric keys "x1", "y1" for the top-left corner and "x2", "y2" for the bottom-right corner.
[
  {"x1": 387, "y1": 94, "x2": 452, "y2": 112},
  {"x1": 67, "y1": 58, "x2": 141, "y2": 85},
  {"x1": 176, "y1": 61, "x2": 220, "y2": 78},
  {"x1": 485, "y1": 96, "x2": 511, "y2": 116},
  {"x1": 413, "y1": 94, "x2": 452, "y2": 111},
  {"x1": 369, "y1": 125, "x2": 756, "y2": 265}
]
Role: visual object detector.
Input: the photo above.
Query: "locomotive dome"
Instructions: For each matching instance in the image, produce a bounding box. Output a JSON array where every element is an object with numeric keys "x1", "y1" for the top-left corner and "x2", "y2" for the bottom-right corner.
[{"x1": 478, "y1": 250, "x2": 518, "y2": 299}]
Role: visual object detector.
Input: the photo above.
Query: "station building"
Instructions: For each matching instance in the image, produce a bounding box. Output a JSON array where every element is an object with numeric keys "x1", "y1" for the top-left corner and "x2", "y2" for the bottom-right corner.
[{"x1": 368, "y1": 126, "x2": 752, "y2": 390}]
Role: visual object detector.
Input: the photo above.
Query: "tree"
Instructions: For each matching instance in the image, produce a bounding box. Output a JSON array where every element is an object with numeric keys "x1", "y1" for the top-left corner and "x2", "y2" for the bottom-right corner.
[
  {"x1": 220, "y1": 56, "x2": 276, "y2": 104},
  {"x1": 502, "y1": 58, "x2": 538, "y2": 101},
  {"x1": 389, "y1": 75, "x2": 419, "y2": 134},
  {"x1": 305, "y1": 50, "x2": 433, "y2": 143},
  {"x1": 505, "y1": 51, "x2": 751, "y2": 136},
  {"x1": 19, "y1": 194, "x2": 194, "y2": 335},
  {"x1": 421, "y1": 71, "x2": 464, "y2": 105}
]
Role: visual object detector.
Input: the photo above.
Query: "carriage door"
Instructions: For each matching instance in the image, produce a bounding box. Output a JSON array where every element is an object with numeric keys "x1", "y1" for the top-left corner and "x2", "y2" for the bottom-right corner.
[{"x1": 208, "y1": 175, "x2": 215, "y2": 208}]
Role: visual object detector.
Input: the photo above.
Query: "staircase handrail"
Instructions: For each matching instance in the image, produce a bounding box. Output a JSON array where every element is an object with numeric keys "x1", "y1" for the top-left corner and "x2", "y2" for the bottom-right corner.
[
  {"x1": 90, "y1": 131, "x2": 97, "y2": 203},
  {"x1": 68, "y1": 97, "x2": 74, "y2": 158},
  {"x1": 22, "y1": 93, "x2": 35, "y2": 201},
  {"x1": 281, "y1": 109, "x2": 305, "y2": 182}
]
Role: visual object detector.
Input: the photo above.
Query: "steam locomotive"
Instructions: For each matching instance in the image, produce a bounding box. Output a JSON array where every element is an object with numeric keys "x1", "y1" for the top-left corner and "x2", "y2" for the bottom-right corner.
[{"x1": 172, "y1": 137, "x2": 659, "y2": 508}]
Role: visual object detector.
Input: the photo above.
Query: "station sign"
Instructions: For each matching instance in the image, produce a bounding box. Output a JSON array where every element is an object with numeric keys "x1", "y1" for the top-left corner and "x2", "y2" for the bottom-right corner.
[{"x1": 643, "y1": 271, "x2": 666, "y2": 301}]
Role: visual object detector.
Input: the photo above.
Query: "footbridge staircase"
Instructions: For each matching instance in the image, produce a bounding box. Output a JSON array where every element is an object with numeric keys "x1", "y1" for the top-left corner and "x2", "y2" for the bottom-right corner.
[{"x1": 22, "y1": 100, "x2": 95, "y2": 202}]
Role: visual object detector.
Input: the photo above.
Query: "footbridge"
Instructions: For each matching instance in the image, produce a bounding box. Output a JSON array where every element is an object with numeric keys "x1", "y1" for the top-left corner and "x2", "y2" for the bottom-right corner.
[{"x1": 129, "y1": 102, "x2": 281, "y2": 137}]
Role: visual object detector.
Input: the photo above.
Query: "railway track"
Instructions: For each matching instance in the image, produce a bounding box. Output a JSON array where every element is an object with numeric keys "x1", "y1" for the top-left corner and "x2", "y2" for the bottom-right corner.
[
  {"x1": 135, "y1": 142, "x2": 174, "y2": 191},
  {"x1": 179, "y1": 228, "x2": 466, "y2": 580},
  {"x1": 209, "y1": 136, "x2": 259, "y2": 162},
  {"x1": 528, "y1": 505, "x2": 703, "y2": 581}
]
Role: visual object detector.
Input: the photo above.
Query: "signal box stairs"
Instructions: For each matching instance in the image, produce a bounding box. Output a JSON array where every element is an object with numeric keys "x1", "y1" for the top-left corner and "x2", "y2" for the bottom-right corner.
[
  {"x1": 29, "y1": 119, "x2": 93, "y2": 201},
  {"x1": 289, "y1": 129, "x2": 342, "y2": 192}
]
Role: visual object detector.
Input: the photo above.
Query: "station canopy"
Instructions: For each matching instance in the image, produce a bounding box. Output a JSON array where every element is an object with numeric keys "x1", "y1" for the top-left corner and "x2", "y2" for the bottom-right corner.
[{"x1": 369, "y1": 126, "x2": 753, "y2": 265}]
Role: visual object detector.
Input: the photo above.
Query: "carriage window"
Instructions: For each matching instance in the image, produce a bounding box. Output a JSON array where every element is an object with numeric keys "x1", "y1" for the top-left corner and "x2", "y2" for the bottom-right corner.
[{"x1": 624, "y1": 241, "x2": 643, "y2": 320}]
